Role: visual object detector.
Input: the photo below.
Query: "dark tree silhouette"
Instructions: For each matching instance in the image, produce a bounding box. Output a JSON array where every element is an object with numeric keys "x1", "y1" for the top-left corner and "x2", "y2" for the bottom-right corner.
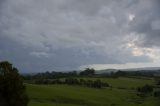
[{"x1": 0, "y1": 61, "x2": 29, "y2": 106}]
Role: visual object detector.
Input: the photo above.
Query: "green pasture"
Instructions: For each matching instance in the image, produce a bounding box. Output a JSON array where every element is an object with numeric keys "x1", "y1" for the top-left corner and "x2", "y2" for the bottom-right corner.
[{"x1": 27, "y1": 77, "x2": 158, "y2": 106}]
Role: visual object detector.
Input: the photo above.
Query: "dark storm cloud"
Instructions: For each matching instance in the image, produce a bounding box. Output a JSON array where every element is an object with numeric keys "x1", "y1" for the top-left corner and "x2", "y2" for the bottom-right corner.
[{"x1": 0, "y1": 0, "x2": 159, "y2": 72}]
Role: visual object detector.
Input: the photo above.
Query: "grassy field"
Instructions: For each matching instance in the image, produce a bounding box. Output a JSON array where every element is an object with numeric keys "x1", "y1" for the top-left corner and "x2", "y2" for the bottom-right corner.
[{"x1": 27, "y1": 77, "x2": 159, "y2": 106}]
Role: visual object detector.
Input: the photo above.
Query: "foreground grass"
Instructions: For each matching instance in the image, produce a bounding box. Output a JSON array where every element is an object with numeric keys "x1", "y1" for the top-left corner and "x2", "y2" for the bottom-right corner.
[{"x1": 27, "y1": 77, "x2": 158, "y2": 106}]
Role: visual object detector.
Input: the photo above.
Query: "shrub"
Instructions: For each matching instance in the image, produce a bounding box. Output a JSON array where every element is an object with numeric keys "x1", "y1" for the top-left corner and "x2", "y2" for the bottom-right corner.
[{"x1": 137, "y1": 84, "x2": 153, "y2": 93}]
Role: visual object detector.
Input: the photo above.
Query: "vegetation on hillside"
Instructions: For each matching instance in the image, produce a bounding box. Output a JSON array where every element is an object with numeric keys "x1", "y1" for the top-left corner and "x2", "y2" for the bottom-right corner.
[{"x1": 1, "y1": 61, "x2": 160, "y2": 106}]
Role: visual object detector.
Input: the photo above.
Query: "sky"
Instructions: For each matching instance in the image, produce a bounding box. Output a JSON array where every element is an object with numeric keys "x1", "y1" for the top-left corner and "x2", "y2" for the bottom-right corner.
[{"x1": 0, "y1": 0, "x2": 160, "y2": 73}]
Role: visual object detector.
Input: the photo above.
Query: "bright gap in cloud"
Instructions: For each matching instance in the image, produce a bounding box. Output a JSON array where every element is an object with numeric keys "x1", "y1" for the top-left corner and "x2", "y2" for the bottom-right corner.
[{"x1": 128, "y1": 14, "x2": 135, "y2": 21}]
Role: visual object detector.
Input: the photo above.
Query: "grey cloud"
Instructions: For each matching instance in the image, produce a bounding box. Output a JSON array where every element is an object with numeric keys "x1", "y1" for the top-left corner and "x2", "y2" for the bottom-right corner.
[{"x1": 0, "y1": 0, "x2": 158, "y2": 72}]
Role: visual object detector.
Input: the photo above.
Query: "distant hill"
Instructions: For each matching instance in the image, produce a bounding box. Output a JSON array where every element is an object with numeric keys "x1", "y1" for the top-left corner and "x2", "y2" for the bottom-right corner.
[
  {"x1": 123, "y1": 67, "x2": 160, "y2": 71},
  {"x1": 96, "y1": 67, "x2": 160, "y2": 74}
]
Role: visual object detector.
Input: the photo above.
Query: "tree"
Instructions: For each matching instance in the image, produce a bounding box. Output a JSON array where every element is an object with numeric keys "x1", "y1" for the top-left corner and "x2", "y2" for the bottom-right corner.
[
  {"x1": 80, "y1": 68, "x2": 95, "y2": 76},
  {"x1": 0, "y1": 61, "x2": 29, "y2": 106}
]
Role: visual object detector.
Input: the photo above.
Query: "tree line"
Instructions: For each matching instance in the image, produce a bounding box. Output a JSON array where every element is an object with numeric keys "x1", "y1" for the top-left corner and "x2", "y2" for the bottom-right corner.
[
  {"x1": 35, "y1": 78, "x2": 109, "y2": 89},
  {"x1": 24, "y1": 69, "x2": 160, "y2": 81}
]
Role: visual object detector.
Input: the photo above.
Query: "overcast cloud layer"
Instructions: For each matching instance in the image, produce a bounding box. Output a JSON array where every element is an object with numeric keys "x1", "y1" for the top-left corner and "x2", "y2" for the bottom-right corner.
[{"x1": 0, "y1": 0, "x2": 160, "y2": 73}]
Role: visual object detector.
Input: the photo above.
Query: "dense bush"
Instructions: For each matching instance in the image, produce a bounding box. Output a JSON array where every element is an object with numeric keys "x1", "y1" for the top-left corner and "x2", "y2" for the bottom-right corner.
[{"x1": 137, "y1": 84, "x2": 153, "y2": 93}]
